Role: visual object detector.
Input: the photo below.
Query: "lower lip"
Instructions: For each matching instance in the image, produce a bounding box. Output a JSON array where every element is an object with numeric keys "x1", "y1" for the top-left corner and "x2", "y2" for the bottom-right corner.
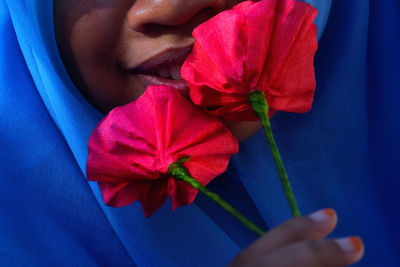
[{"x1": 137, "y1": 74, "x2": 190, "y2": 98}]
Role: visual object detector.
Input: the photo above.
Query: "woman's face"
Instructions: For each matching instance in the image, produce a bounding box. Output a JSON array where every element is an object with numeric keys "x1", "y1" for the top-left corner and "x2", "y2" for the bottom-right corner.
[{"x1": 54, "y1": 0, "x2": 261, "y2": 141}]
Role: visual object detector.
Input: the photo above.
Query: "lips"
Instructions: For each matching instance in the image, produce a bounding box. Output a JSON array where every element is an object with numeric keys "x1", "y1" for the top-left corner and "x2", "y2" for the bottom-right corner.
[
  {"x1": 136, "y1": 74, "x2": 191, "y2": 98},
  {"x1": 125, "y1": 47, "x2": 193, "y2": 98}
]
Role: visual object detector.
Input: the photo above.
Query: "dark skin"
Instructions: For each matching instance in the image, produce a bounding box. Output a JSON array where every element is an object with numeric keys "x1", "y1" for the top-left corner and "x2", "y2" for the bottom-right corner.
[
  {"x1": 54, "y1": 1, "x2": 364, "y2": 265},
  {"x1": 54, "y1": 0, "x2": 262, "y2": 142}
]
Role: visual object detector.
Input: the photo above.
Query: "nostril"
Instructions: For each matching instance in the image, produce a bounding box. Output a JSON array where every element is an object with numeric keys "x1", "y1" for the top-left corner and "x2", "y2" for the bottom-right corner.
[
  {"x1": 136, "y1": 7, "x2": 221, "y2": 36},
  {"x1": 136, "y1": 23, "x2": 192, "y2": 38},
  {"x1": 127, "y1": 1, "x2": 228, "y2": 33}
]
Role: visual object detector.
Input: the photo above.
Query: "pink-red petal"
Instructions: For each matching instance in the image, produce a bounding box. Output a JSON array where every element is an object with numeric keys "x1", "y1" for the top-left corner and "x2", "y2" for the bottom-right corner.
[
  {"x1": 87, "y1": 85, "x2": 238, "y2": 216},
  {"x1": 181, "y1": 0, "x2": 318, "y2": 121}
]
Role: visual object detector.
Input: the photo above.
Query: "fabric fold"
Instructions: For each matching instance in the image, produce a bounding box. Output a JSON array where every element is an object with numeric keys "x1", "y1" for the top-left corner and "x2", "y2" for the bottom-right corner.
[{"x1": 10, "y1": 1, "x2": 400, "y2": 267}]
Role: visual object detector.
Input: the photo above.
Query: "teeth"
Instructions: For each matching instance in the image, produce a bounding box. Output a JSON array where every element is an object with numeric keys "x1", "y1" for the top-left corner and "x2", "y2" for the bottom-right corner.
[
  {"x1": 154, "y1": 64, "x2": 182, "y2": 80},
  {"x1": 157, "y1": 67, "x2": 170, "y2": 78},
  {"x1": 170, "y1": 64, "x2": 182, "y2": 80}
]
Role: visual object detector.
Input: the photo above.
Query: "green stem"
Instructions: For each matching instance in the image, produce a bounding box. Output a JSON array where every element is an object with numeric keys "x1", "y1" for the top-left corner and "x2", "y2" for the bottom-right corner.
[
  {"x1": 248, "y1": 90, "x2": 300, "y2": 217},
  {"x1": 168, "y1": 159, "x2": 265, "y2": 236}
]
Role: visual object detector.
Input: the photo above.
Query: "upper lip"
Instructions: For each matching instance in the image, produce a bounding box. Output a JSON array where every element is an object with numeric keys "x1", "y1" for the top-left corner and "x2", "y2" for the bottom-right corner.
[{"x1": 126, "y1": 46, "x2": 193, "y2": 75}]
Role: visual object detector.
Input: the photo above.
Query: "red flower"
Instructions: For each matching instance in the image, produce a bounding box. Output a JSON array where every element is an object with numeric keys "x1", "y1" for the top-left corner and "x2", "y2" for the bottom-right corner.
[
  {"x1": 181, "y1": 0, "x2": 318, "y2": 121},
  {"x1": 86, "y1": 85, "x2": 238, "y2": 217}
]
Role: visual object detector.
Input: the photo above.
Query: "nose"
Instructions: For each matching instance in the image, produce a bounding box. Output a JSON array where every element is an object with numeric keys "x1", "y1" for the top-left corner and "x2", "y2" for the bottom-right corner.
[{"x1": 127, "y1": 0, "x2": 227, "y2": 32}]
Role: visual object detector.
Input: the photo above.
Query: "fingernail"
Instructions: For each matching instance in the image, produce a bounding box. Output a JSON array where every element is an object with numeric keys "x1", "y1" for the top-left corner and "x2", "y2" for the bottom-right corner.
[
  {"x1": 336, "y1": 237, "x2": 363, "y2": 253},
  {"x1": 309, "y1": 208, "x2": 335, "y2": 223}
]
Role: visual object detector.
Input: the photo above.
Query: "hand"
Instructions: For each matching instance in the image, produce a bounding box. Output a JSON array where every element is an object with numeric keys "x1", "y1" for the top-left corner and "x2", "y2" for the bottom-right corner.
[{"x1": 229, "y1": 209, "x2": 364, "y2": 267}]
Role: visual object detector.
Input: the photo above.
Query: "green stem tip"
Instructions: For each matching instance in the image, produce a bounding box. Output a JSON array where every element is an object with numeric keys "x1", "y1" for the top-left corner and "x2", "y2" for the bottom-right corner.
[
  {"x1": 248, "y1": 90, "x2": 301, "y2": 217},
  {"x1": 167, "y1": 160, "x2": 265, "y2": 236}
]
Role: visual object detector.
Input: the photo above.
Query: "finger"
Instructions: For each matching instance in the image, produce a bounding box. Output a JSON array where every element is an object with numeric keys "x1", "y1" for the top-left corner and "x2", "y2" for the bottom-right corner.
[
  {"x1": 230, "y1": 209, "x2": 337, "y2": 266},
  {"x1": 249, "y1": 236, "x2": 364, "y2": 267}
]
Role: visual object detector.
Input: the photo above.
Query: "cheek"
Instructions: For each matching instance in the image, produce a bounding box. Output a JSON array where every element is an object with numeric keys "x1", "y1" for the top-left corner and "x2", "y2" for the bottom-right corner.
[
  {"x1": 68, "y1": 8, "x2": 131, "y2": 110},
  {"x1": 70, "y1": 9, "x2": 119, "y2": 77}
]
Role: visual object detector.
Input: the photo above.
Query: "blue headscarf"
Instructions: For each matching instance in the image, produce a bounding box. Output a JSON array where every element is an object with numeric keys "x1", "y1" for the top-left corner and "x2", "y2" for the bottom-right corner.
[{"x1": 1, "y1": 0, "x2": 399, "y2": 266}]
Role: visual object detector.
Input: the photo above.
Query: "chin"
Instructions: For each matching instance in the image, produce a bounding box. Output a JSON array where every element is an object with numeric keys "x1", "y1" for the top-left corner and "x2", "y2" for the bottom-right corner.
[{"x1": 221, "y1": 119, "x2": 262, "y2": 143}]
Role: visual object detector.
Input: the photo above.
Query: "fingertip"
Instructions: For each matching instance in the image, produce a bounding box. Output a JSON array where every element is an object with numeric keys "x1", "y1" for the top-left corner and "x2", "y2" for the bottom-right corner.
[
  {"x1": 335, "y1": 236, "x2": 365, "y2": 263},
  {"x1": 349, "y1": 236, "x2": 364, "y2": 253},
  {"x1": 323, "y1": 208, "x2": 336, "y2": 220},
  {"x1": 308, "y1": 208, "x2": 337, "y2": 225}
]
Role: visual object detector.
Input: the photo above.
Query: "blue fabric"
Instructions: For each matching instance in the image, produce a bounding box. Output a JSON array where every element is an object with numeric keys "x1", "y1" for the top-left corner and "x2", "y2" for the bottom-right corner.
[{"x1": 0, "y1": 0, "x2": 398, "y2": 266}]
